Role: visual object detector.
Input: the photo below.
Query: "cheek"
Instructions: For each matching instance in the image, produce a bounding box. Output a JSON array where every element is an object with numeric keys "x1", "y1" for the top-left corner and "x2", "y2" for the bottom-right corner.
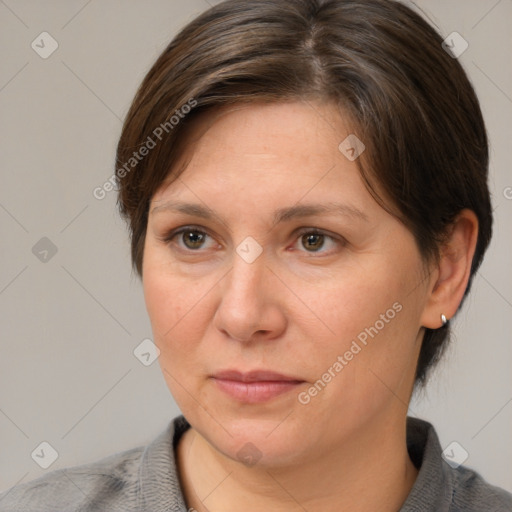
[
  {"x1": 143, "y1": 266, "x2": 212, "y2": 406},
  {"x1": 143, "y1": 250, "x2": 189, "y2": 352},
  {"x1": 143, "y1": 238, "x2": 205, "y2": 334},
  {"x1": 144, "y1": 270, "x2": 210, "y2": 346},
  {"x1": 293, "y1": 258, "x2": 424, "y2": 388},
  {"x1": 290, "y1": 265, "x2": 401, "y2": 343},
  {"x1": 143, "y1": 270, "x2": 181, "y2": 340}
]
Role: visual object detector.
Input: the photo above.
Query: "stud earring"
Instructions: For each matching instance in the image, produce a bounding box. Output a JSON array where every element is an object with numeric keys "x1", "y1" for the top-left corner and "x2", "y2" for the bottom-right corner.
[{"x1": 441, "y1": 314, "x2": 447, "y2": 326}]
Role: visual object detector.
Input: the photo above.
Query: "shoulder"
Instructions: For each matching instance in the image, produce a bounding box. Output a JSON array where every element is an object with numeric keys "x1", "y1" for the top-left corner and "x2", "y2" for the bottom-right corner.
[
  {"x1": 403, "y1": 417, "x2": 512, "y2": 512},
  {"x1": 0, "y1": 446, "x2": 144, "y2": 512},
  {"x1": 449, "y1": 464, "x2": 512, "y2": 511},
  {"x1": 0, "y1": 416, "x2": 191, "y2": 512}
]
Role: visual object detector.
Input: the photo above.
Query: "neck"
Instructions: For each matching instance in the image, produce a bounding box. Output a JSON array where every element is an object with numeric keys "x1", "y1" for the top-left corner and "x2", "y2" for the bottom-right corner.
[{"x1": 176, "y1": 412, "x2": 418, "y2": 512}]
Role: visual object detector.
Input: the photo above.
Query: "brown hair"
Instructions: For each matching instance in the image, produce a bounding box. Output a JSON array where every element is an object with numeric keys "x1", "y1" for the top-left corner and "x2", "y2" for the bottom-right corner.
[{"x1": 116, "y1": 0, "x2": 492, "y2": 386}]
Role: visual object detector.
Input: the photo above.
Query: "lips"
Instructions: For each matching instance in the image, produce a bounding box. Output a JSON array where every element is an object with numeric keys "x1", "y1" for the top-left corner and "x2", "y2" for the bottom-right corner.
[{"x1": 211, "y1": 369, "x2": 305, "y2": 403}]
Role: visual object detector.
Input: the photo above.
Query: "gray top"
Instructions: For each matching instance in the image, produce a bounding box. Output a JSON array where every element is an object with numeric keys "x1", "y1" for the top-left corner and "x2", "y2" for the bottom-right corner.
[{"x1": 1, "y1": 416, "x2": 511, "y2": 511}]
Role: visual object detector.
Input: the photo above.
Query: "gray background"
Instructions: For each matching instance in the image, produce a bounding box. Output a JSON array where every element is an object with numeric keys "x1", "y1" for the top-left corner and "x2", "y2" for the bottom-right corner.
[{"x1": 1, "y1": 0, "x2": 511, "y2": 494}]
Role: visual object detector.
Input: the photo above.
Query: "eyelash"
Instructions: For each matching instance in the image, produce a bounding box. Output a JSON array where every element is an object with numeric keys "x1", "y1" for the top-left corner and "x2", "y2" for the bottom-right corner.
[{"x1": 163, "y1": 225, "x2": 345, "y2": 256}]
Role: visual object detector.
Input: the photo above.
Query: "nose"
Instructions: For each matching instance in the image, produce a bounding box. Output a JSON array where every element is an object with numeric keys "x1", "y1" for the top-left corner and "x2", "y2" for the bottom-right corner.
[{"x1": 213, "y1": 253, "x2": 287, "y2": 343}]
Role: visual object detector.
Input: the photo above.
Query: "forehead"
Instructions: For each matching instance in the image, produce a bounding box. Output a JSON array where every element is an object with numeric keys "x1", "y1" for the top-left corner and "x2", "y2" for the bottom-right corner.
[
  {"x1": 153, "y1": 101, "x2": 368, "y2": 200},
  {"x1": 183, "y1": 100, "x2": 349, "y2": 156}
]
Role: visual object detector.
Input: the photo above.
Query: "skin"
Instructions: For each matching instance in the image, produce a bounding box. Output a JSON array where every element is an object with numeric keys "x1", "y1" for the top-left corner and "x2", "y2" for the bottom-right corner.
[{"x1": 142, "y1": 101, "x2": 478, "y2": 512}]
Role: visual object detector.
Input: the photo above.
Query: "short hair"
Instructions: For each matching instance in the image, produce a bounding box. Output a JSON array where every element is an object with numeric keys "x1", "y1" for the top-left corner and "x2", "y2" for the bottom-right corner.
[{"x1": 116, "y1": 0, "x2": 492, "y2": 386}]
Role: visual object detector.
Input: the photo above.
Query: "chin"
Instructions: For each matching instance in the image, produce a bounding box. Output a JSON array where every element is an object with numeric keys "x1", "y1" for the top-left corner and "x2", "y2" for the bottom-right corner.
[{"x1": 188, "y1": 409, "x2": 309, "y2": 468}]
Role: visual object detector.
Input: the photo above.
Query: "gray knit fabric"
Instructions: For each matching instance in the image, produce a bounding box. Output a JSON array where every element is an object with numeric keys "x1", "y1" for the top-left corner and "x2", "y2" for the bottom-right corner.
[{"x1": 1, "y1": 416, "x2": 511, "y2": 511}]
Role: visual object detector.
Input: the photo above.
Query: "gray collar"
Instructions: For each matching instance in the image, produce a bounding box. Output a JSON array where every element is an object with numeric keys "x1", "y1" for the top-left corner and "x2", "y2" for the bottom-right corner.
[{"x1": 136, "y1": 415, "x2": 452, "y2": 512}]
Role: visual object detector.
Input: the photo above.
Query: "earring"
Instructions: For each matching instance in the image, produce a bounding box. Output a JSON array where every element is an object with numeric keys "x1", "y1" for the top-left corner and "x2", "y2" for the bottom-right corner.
[{"x1": 441, "y1": 314, "x2": 447, "y2": 326}]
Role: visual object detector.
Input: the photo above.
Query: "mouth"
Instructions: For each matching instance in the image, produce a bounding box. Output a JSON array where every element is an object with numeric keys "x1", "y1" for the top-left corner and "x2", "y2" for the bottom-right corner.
[{"x1": 210, "y1": 369, "x2": 305, "y2": 404}]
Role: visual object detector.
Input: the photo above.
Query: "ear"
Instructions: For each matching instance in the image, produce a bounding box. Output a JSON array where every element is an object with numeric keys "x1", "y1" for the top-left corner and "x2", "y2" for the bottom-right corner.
[{"x1": 420, "y1": 209, "x2": 479, "y2": 329}]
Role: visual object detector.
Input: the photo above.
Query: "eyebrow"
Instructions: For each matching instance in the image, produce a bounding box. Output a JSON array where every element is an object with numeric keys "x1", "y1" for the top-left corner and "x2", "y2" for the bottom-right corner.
[
  {"x1": 151, "y1": 200, "x2": 369, "y2": 224},
  {"x1": 273, "y1": 203, "x2": 369, "y2": 224}
]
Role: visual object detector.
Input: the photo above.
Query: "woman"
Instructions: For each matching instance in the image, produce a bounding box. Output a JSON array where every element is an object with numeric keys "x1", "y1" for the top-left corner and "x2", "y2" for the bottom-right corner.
[{"x1": 1, "y1": 0, "x2": 511, "y2": 510}]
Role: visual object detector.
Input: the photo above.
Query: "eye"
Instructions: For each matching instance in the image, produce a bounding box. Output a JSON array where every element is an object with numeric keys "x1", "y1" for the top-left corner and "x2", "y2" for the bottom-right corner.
[
  {"x1": 166, "y1": 226, "x2": 218, "y2": 251},
  {"x1": 301, "y1": 232, "x2": 326, "y2": 252},
  {"x1": 293, "y1": 229, "x2": 343, "y2": 254}
]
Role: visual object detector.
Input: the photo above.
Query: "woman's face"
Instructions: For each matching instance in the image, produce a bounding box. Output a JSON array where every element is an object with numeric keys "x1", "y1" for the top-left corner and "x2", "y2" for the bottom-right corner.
[{"x1": 143, "y1": 101, "x2": 434, "y2": 467}]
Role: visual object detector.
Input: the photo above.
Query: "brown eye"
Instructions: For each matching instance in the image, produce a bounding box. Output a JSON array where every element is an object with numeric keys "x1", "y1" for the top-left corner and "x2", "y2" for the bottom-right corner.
[
  {"x1": 165, "y1": 225, "x2": 219, "y2": 254},
  {"x1": 182, "y1": 230, "x2": 207, "y2": 249},
  {"x1": 301, "y1": 233, "x2": 325, "y2": 252}
]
